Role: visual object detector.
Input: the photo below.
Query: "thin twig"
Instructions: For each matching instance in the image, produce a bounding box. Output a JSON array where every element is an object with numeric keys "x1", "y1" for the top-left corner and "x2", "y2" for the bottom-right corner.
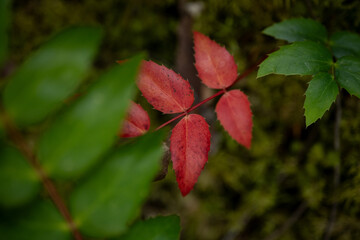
[
  {"x1": 322, "y1": 94, "x2": 342, "y2": 240},
  {"x1": 263, "y1": 202, "x2": 308, "y2": 240},
  {"x1": 0, "y1": 106, "x2": 83, "y2": 240}
]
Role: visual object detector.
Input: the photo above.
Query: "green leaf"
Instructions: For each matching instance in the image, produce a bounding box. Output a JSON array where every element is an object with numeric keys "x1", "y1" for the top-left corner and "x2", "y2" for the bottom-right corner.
[
  {"x1": 70, "y1": 131, "x2": 165, "y2": 238},
  {"x1": 331, "y1": 31, "x2": 360, "y2": 59},
  {"x1": 0, "y1": 0, "x2": 11, "y2": 66},
  {"x1": 118, "y1": 215, "x2": 181, "y2": 240},
  {"x1": 0, "y1": 201, "x2": 71, "y2": 240},
  {"x1": 37, "y1": 54, "x2": 143, "y2": 178},
  {"x1": 263, "y1": 18, "x2": 327, "y2": 43},
  {"x1": 335, "y1": 56, "x2": 360, "y2": 98},
  {"x1": 257, "y1": 41, "x2": 332, "y2": 78},
  {"x1": 0, "y1": 143, "x2": 40, "y2": 208},
  {"x1": 304, "y1": 73, "x2": 339, "y2": 126},
  {"x1": 3, "y1": 26, "x2": 103, "y2": 126}
]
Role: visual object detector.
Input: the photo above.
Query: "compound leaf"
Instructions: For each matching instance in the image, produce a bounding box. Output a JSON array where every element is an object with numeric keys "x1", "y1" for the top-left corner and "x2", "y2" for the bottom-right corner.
[
  {"x1": 37, "y1": 54, "x2": 143, "y2": 179},
  {"x1": 335, "y1": 56, "x2": 360, "y2": 98},
  {"x1": 118, "y1": 215, "x2": 181, "y2": 240},
  {"x1": 304, "y1": 73, "x2": 339, "y2": 126},
  {"x1": 120, "y1": 101, "x2": 150, "y2": 138},
  {"x1": 137, "y1": 61, "x2": 194, "y2": 114},
  {"x1": 331, "y1": 31, "x2": 360, "y2": 59},
  {"x1": 170, "y1": 114, "x2": 210, "y2": 196},
  {"x1": 263, "y1": 18, "x2": 327, "y2": 43},
  {"x1": 257, "y1": 41, "x2": 332, "y2": 78},
  {"x1": 70, "y1": 131, "x2": 165, "y2": 238},
  {"x1": 193, "y1": 31, "x2": 238, "y2": 89},
  {"x1": 215, "y1": 90, "x2": 252, "y2": 148},
  {"x1": 3, "y1": 27, "x2": 103, "y2": 126}
]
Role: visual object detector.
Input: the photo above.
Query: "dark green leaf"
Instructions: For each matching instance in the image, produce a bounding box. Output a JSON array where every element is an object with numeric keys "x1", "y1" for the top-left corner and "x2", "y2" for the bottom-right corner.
[
  {"x1": 257, "y1": 41, "x2": 332, "y2": 78},
  {"x1": 118, "y1": 215, "x2": 181, "y2": 240},
  {"x1": 331, "y1": 31, "x2": 360, "y2": 59},
  {"x1": 70, "y1": 131, "x2": 165, "y2": 238},
  {"x1": 304, "y1": 73, "x2": 338, "y2": 126},
  {"x1": 335, "y1": 56, "x2": 360, "y2": 98},
  {"x1": 263, "y1": 18, "x2": 327, "y2": 43},
  {"x1": 0, "y1": 201, "x2": 71, "y2": 240},
  {"x1": 0, "y1": 0, "x2": 11, "y2": 66},
  {"x1": 0, "y1": 143, "x2": 40, "y2": 208},
  {"x1": 3, "y1": 27, "x2": 103, "y2": 126},
  {"x1": 37, "y1": 54, "x2": 143, "y2": 179}
]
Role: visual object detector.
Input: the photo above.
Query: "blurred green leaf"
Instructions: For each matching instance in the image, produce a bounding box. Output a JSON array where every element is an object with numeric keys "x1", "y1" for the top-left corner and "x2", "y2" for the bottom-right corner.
[
  {"x1": 0, "y1": 201, "x2": 71, "y2": 240},
  {"x1": 37, "y1": 54, "x2": 143, "y2": 178},
  {"x1": 335, "y1": 56, "x2": 360, "y2": 98},
  {"x1": 0, "y1": 0, "x2": 11, "y2": 66},
  {"x1": 263, "y1": 18, "x2": 327, "y2": 43},
  {"x1": 258, "y1": 41, "x2": 332, "y2": 78},
  {"x1": 118, "y1": 215, "x2": 181, "y2": 240},
  {"x1": 70, "y1": 131, "x2": 165, "y2": 238},
  {"x1": 3, "y1": 26, "x2": 103, "y2": 126},
  {"x1": 304, "y1": 73, "x2": 338, "y2": 126},
  {"x1": 0, "y1": 143, "x2": 40, "y2": 208},
  {"x1": 331, "y1": 31, "x2": 360, "y2": 59}
]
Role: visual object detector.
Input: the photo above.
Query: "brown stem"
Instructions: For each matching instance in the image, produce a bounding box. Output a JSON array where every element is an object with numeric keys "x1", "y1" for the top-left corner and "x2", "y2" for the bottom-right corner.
[{"x1": 0, "y1": 106, "x2": 83, "y2": 240}]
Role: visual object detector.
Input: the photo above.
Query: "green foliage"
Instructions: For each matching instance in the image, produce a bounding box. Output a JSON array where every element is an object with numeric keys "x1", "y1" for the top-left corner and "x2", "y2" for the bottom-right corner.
[
  {"x1": 0, "y1": 0, "x2": 11, "y2": 66},
  {"x1": 263, "y1": 18, "x2": 327, "y2": 43},
  {"x1": 259, "y1": 18, "x2": 360, "y2": 126},
  {"x1": 3, "y1": 27, "x2": 103, "y2": 126},
  {"x1": 304, "y1": 73, "x2": 338, "y2": 126},
  {"x1": 71, "y1": 131, "x2": 165, "y2": 237},
  {"x1": 118, "y1": 215, "x2": 181, "y2": 240}
]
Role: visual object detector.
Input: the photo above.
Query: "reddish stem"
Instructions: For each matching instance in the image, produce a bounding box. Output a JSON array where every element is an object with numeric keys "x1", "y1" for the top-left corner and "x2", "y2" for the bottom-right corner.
[{"x1": 155, "y1": 55, "x2": 266, "y2": 131}]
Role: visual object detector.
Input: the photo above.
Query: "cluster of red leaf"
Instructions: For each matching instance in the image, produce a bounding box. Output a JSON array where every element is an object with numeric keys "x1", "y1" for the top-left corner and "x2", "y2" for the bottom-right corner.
[{"x1": 120, "y1": 32, "x2": 253, "y2": 196}]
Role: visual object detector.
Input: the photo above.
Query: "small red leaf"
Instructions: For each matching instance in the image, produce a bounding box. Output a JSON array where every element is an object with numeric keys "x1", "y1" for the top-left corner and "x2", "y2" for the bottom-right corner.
[
  {"x1": 137, "y1": 61, "x2": 194, "y2": 114},
  {"x1": 170, "y1": 114, "x2": 211, "y2": 196},
  {"x1": 120, "y1": 101, "x2": 150, "y2": 138},
  {"x1": 194, "y1": 31, "x2": 238, "y2": 89},
  {"x1": 215, "y1": 90, "x2": 252, "y2": 148}
]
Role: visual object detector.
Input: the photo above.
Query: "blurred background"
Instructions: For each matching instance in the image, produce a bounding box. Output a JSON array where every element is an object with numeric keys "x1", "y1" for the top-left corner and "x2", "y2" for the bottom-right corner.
[{"x1": 4, "y1": 0, "x2": 360, "y2": 239}]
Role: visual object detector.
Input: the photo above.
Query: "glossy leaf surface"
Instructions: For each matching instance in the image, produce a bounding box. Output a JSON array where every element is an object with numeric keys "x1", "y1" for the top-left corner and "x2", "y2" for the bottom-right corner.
[
  {"x1": 170, "y1": 114, "x2": 210, "y2": 196},
  {"x1": 3, "y1": 27, "x2": 103, "y2": 126},
  {"x1": 70, "y1": 131, "x2": 164, "y2": 237},
  {"x1": 331, "y1": 31, "x2": 360, "y2": 59},
  {"x1": 304, "y1": 73, "x2": 339, "y2": 126},
  {"x1": 0, "y1": 143, "x2": 40, "y2": 207},
  {"x1": 118, "y1": 215, "x2": 181, "y2": 240},
  {"x1": 37, "y1": 54, "x2": 143, "y2": 178},
  {"x1": 215, "y1": 90, "x2": 252, "y2": 148},
  {"x1": 257, "y1": 41, "x2": 332, "y2": 78},
  {"x1": 138, "y1": 61, "x2": 194, "y2": 113},
  {"x1": 335, "y1": 56, "x2": 360, "y2": 98},
  {"x1": 0, "y1": 201, "x2": 71, "y2": 240},
  {"x1": 194, "y1": 31, "x2": 238, "y2": 89},
  {"x1": 263, "y1": 18, "x2": 327, "y2": 43},
  {"x1": 120, "y1": 101, "x2": 150, "y2": 138}
]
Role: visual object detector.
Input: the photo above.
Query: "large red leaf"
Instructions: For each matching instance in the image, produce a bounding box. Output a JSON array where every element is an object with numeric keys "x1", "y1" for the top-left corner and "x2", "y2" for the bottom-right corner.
[
  {"x1": 193, "y1": 31, "x2": 238, "y2": 89},
  {"x1": 120, "y1": 101, "x2": 150, "y2": 138},
  {"x1": 215, "y1": 90, "x2": 252, "y2": 148},
  {"x1": 137, "y1": 61, "x2": 194, "y2": 114},
  {"x1": 170, "y1": 114, "x2": 210, "y2": 196}
]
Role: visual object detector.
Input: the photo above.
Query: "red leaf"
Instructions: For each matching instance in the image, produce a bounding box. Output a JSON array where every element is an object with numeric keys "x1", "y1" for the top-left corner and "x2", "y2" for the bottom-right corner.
[
  {"x1": 120, "y1": 101, "x2": 150, "y2": 138},
  {"x1": 215, "y1": 90, "x2": 252, "y2": 148},
  {"x1": 194, "y1": 31, "x2": 238, "y2": 89},
  {"x1": 170, "y1": 114, "x2": 211, "y2": 196},
  {"x1": 137, "y1": 61, "x2": 194, "y2": 114}
]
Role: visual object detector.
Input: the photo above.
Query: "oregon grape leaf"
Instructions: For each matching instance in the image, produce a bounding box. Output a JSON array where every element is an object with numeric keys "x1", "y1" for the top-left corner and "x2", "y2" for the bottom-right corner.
[
  {"x1": 215, "y1": 90, "x2": 252, "y2": 148},
  {"x1": 193, "y1": 31, "x2": 238, "y2": 89},
  {"x1": 335, "y1": 56, "x2": 360, "y2": 98},
  {"x1": 170, "y1": 114, "x2": 210, "y2": 196},
  {"x1": 120, "y1": 101, "x2": 150, "y2": 138},
  {"x1": 137, "y1": 61, "x2": 194, "y2": 113},
  {"x1": 331, "y1": 31, "x2": 360, "y2": 59}
]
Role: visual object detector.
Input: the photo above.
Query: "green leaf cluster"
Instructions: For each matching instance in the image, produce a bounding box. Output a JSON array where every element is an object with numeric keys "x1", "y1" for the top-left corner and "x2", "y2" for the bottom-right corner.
[
  {"x1": 258, "y1": 18, "x2": 360, "y2": 126},
  {"x1": 0, "y1": 25, "x2": 180, "y2": 239}
]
